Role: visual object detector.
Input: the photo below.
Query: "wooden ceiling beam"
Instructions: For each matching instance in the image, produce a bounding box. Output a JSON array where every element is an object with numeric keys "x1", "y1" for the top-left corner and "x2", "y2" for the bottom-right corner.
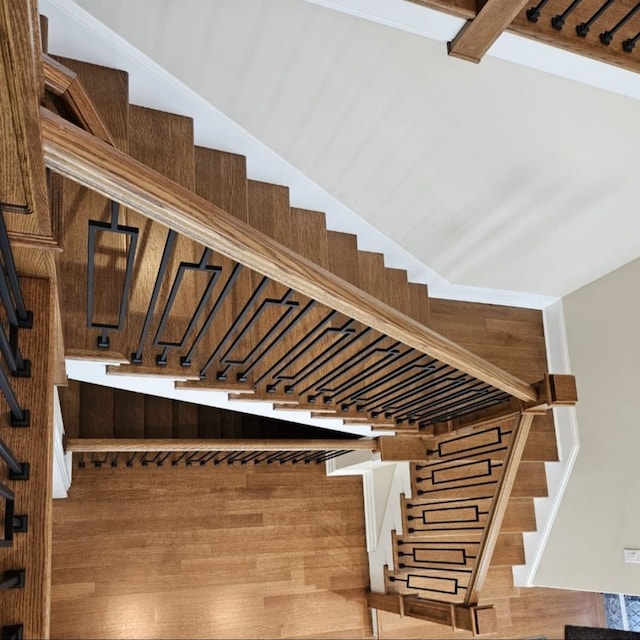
[{"x1": 447, "y1": 0, "x2": 531, "y2": 62}]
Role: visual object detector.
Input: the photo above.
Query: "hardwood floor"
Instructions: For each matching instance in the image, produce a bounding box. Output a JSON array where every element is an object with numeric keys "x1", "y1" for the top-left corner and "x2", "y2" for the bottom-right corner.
[{"x1": 50, "y1": 463, "x2": 372, "y2": 639}]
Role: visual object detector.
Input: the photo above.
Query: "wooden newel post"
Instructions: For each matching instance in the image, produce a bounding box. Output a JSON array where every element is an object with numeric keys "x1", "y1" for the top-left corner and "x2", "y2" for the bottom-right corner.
[{"x1": 368, "y1": 592, "x2": 497, "y2": 636}]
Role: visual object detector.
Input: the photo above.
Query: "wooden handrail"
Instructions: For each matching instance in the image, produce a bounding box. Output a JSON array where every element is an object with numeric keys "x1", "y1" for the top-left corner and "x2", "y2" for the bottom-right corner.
[
  {"x1": 65, "y1": 438, "x2": 378, "y2": 453},
  {"x1": 40, "y1": 108, "x2": 539, "y2": 403},
  {"x1": 42, "y1": 54, "x2": 115, "y2": 146},
  {"x1": 463, "y1": 411, "x2": 535, "y2": 605}
]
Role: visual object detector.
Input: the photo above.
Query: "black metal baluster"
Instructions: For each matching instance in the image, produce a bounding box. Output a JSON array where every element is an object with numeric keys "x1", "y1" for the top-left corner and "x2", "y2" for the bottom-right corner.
[
  {"x1": 362, "y1": 360, "x2": 441, "y2": 417},
  {"x1": 296, "y1": 326, "x2": 372, "y2": 398},
  {"x1": 239, "y1": 450, "x2": 263, "y2": 465},
  {"x1": 0, "y1": 211, "x2": 32, "y2": 329},
  {"x1": 91, "y1": 452, "x2": 108, "y2": 468},
  {"x1": 181, "y1": 263, "x2": 243, "y2": 368},
  {"x1": 552, "y1": 0, "x2": 584, "y2": 29},
  {"x1": 276, "y1": 321, "x2": 360, "y2": 395},
  {"x1": 153, "y1": 248, "x2": 222, "y2": 366},
  {"x1": 576, "y1": 0, "x2": 616, "y2": 36},
  {"x1": 252, "y1": 451, "x2": 271, "y2": 465},
  {"x1": 0, "y1": 570, "x2": 25, "y2": 592},
  {"x1": 305, "y1": 335, "x2": 392, "y2": 404},
  {"x1": 600, "y1": 2, "x2": 640, "y2": 44},
  {"x1": 110, "y1": 452, "x2": 120, "y2": 468},
  {"x1": 141, "y1": 452, "x2": 161, "y2": 467},
  {"x1": 526, "y1": 0, "x2": 552, "y2": 22},
  {"x1": 87, "y1": 201, "x2": 138, "y2": 349},
  {"x1": 236, "y1": 298, "x2": 315, "y2": 383},
  {"x1": 0, "y1": 323, "x2": 29, "y2": 378},
  {"x1": 315, "y1": 449, "x2": 350, "y2": 464},
  {"x1": 171, "y1": 452, "x2": 188, "y2": 466},
  {"x1": 226, "y1": 450, "x2": 247, "y2": 465},
  {"x1": 0, "y1": 482, "x2": 14, "y2": 548},
  {"x1": 0, "y1": 365, "x2": 29, "y2": 427},
  {"x1": 212, "y1": 452, "x2": 235, "y2": 465},
  {"x1": 216, "y1": 288, "x2": 299, "y2": 382},
  {"x1": 280, "y1": 451, "x2": 303, "y2": 464},
  {"x1": 0, "y1": 438, "x2": 28, "y2": 479},
  {"x1": 126, "y1": 452, "x2": 138, "y2": 467},
  {"x1": 156, "y1": 451, "x2": 172, "y2": 466},
  {"x1": 400, "y1": 379, "x2": 491, "y2": 423},
  {"x1": 131, "y1": 230, "x2": 177, "y2": 364},
  {"x1": 257, "y1": 309, "x2": 337, "y2": 391},
  {"x1": 265, "y1": 451, "x2": 288, "y2": 465},
  {"x1": 1, "y1": 624, "x2": 24, "y2": 640},
  {"x1": 198, "y1": 276, "x2": 270, "y2": 379},
  {"x1": 623, "y1": 29, "x2": 640, "y2": 50}
]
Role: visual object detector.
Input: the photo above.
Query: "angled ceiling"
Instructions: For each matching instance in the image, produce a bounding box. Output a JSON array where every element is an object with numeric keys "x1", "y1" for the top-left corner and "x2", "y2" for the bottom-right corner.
[{"x1": 67, "y1": 0, "x2": 640, "y2": 299}]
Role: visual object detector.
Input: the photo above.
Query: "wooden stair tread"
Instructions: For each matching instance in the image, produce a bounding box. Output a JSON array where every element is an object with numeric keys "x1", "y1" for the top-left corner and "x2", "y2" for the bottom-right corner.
[
  {"x1": 502, "y1": 498, "x2": 537, "y2": 533},
  {"x1": 492, "y1": 532, "x2": 526, "y2": 567},
  {"x1": 194, "y1": 146, "x2": 248, "y2": 223}
]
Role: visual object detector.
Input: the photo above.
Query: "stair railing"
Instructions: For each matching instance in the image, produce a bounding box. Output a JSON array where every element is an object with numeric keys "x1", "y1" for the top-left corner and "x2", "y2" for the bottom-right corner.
[{"x1": 66, "y1": 438, "x2": 378, "y2": 468}]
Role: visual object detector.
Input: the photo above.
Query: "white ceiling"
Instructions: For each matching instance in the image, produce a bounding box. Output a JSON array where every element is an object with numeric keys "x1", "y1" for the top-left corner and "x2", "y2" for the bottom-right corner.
[{"x1": 64, "y1": 0, "x2": 640, "y2": 298}]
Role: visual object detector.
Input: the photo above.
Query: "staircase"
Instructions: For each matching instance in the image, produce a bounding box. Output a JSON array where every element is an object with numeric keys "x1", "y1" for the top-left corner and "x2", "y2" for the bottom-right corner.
[
  {"x1": 49, "y1": 53, "x2": 548, "y2": 442},
  {"x1": 0, "y1": 5, "x2": 578, "y2": 637}
]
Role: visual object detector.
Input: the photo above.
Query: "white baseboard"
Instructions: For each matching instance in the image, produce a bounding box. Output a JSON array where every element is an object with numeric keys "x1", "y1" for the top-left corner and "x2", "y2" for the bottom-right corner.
[
  {"x1": 512, "y1": 300, "x2": 580, "y2": 586},
  {"x1": 52, "y1": 387, "x2": 72, "y2": 499}
]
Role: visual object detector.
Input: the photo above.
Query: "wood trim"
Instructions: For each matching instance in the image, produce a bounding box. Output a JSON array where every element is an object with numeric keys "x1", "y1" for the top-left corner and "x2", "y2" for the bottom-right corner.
[
  {"x1": 447, "y1": 0, "x2": 530, "y2": 62},
  {"x1": 0, "y1": 0, "x2": 48, "y2": 216},
  {"x1": 0, "y1": 278, "x2": 54, "y2": 638},
  {"x1": 65, "y1": 438, "x2": 378, "y2": 452},
  {"x1": 40, "y1": 109, "x2": 538, "y2": 403},
  {"x1": 43, "y1": 54, "x2": 115, "y2": 146},
  {"x1": 464, "y1": 411, "x2": 535, "y2": 604}
]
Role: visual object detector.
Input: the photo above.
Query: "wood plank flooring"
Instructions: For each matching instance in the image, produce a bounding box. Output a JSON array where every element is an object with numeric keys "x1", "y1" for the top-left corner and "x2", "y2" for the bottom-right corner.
[{"x1": 50, "y1": 463, "x2": 372, "y2": 639}]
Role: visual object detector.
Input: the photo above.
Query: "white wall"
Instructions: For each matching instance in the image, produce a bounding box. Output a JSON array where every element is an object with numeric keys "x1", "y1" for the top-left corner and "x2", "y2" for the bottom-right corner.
[{"x1": 534, "y1": 257, "x2": 640, "y2": 595}]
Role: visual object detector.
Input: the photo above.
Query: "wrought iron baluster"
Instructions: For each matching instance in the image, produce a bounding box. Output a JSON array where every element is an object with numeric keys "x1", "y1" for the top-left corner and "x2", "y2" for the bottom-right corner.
[
  {"x1": 153, "y1": 248, "x2": 222, "y2": 366},
  {"x1": 198, "y1": 276, "x2": 270, "y2": 379},
  {"x1": 623, "y1": 29, "x2": 640, "y2": 50},
  {"x1": 236, "y1": 298, "x2": 315, "y2": 382},
  {"x1": 0, "y1": 569, "x2": 25, "y2": 592},
  {"x1": 0, "y1": 210, "x2": 32, "y2": 329},
  {"x1": 126, "y1": 452, "x2": 138, "y2": 467},
  {"x1": 296, "y1": 326, "x2": 372, "y2": 398},
  {"x1": 156, "y1": 451, "x2": 172, "y2": 466},
  {"x1": 171, "y1": 452, "x2": 188, "y2": 466},
  {"x1": 131, "y1": 229, "x2": 177, "y2": 364},
  {"x1": 181, "y1": 262, "x2": 243, "y2": 368},
  {"x1": 258, "y1": 309, "x2": 337, "y2": 391},
  {"x1": 0, "y1": 482, "x2": 15, "y2": 548},
  {"x1": 576, "y1": 0, "x2": 616, "y2": 36},
  {"x1": 216, "y1": 288, "x2": 299, "y2": 382},
  {"x1": 600, "y1": 2, "x2": 640, "y2": 44},
  {"x1": 141, "y1": 452, "x2": 161, "y2": 467},
  {"x1": 526, "y1": 0, "x2": 552, "y2": 22},
  {"x1": 552, "y1": 0, "x2": 584, "y2": 30},
  {"x1": 86, "y1": 201, "x2": 138, "y2": 349},
  {"x1": 212, "y1": 451, "x2": 235, "y2": 465},
  {"x1": 422, "y1": 389, "x2": 511, "y2": 426},
  {"x1": 91, "y1": 452, "x2": 109, "y2": 468},
  {"x1": 0, "y1": 438, "x2": 28, "y2": 479},
  {"x1": 305, "y1": 335, "x2": 393, "y2": 403},
  {"x1": 315, "y1": 449, "x2": 350, "y2": 463},
  {"x1": 0, "y1": 361, "x2": 29, "y2": 426},
  {"x1": 239, "y1": 450, "x2": 263, "y2": 465},
  {"x1": 1, "y1": 623, "x2": 24, "y2": 640}
]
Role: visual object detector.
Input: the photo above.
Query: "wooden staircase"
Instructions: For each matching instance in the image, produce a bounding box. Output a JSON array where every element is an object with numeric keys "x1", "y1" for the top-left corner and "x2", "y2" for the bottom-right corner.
[
  {"x1": 0, "y1": 4, "x2": 580, "y2": 637},
  {"x1": 46, "y1": 54, "x2": 552, "y2": 439}
]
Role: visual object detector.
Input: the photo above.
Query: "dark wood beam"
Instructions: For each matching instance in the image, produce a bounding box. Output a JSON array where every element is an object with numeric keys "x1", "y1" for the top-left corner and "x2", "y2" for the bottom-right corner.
[{"x1": 448, "y1": 0, "x2": 530, "y2": 62}]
